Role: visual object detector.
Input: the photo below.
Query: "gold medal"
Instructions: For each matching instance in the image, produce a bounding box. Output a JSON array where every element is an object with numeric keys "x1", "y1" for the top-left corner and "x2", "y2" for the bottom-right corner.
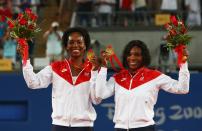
[
  {"x1": 87, "y1": 49, "x2": 95, "y2": 61},
  {"x1": 105, "y1": 45, "x2": 114, "y2": 57}
]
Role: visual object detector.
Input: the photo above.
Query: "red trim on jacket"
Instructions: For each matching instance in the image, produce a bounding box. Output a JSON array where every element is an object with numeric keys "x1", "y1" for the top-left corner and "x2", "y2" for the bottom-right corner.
[
  {"x1": 51, "y1": 60, "x2": 91, "y2": 86},
  {"x1": 114, "y1": 68, "x2": 162, "y2": 90}
]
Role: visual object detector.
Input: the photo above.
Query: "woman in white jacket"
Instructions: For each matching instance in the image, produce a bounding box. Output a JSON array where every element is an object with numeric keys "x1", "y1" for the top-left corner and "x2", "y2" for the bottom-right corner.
[
  {"x1": 92, "y1": 40, "x2": 190, "y2": 131},
  {"x1": 18, "y1": 27, "x2": 100, "y2": 131}
]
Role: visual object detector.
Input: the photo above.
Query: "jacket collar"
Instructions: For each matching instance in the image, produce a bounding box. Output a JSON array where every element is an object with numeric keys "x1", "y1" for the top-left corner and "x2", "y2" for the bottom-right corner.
[
  {"x1": 114, "y1": 67, "x2": 161, "y2": 90},
  {"x1": 51, "y1": 60, "x2": 91, "y2": 86}
]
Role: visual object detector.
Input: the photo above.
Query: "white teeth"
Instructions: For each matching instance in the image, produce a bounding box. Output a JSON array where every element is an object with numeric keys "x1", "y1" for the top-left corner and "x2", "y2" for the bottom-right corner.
[
  {"x1": 130, "y1": 62, "x2": 138, "y2": 66},
  {"x1": 130, "y1": 62, "x2": 137, "y2": 65},
  {"x1": 72, "y1": 50, "x2": 80, "y2": 53}
]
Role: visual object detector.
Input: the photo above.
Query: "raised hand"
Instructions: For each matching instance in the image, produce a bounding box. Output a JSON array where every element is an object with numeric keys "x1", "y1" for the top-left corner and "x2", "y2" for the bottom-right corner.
[
  {"x1": 100, "y1": 50, "x2": 110, "y2": 67},
  {"x1": 182, "y1": 48, "x2": 189, "y2": 62},
  {"x1": 90, "y1": 56, "x2": 102, "y2": 71},
  {"x1": 17, "y1": 43, "x2": 29, "y2": 60}
]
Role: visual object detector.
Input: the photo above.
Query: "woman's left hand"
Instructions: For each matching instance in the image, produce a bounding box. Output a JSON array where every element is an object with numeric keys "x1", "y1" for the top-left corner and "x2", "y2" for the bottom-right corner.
[{"x1": 90, "y1": 56, "x2": 101, "y2": 71}]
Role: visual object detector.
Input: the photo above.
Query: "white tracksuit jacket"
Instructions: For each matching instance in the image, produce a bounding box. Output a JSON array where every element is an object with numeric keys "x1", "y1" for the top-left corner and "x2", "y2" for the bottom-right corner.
[
  {"x1": 92, "y1": 62, "x2": 190, "y2": 129},
  {"x1": 23, "y1": 59, "x2": 99, "y2": 127}
]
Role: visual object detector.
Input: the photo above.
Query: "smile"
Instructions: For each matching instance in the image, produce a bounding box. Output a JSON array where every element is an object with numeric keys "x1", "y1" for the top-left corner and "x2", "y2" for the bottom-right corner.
[{"x1": 72, "y1": 49, "x2": 80, "y2": 53}]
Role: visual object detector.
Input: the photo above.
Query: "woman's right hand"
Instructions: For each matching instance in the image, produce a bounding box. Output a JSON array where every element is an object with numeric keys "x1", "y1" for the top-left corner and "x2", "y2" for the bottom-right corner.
[
  {"x1": 17, "y1": 44, "x2": 29, "y2": 59},
  {"x1": 90, "y1": 51, "x2": 110, "y2": 71}
]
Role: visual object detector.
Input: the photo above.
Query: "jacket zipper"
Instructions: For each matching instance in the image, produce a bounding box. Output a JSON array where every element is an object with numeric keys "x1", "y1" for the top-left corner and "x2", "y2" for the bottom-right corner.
[
  {"x1": 65, "y1": 59, "x2": 86, "y2": 126},
  {"x1": 69, "y1": 85, "x2": 76, "y2": 127},
  {"x1": 127, "y1": 79, "x2": 133, "y2": 131},
  {"x1": 127, "y1": 72, "x2": 139, "y2": 130},
  {"x1": 65, "y1": 59, "x2": 71, "y2": 126},
  {"x1": 63, "y1": 87, "x2": 71, "y2": 126}
]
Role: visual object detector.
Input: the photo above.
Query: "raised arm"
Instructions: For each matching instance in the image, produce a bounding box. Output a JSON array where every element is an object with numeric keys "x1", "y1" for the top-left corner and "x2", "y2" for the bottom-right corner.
[
  {"x1": 90, "y1": 70, "x2": 102, "y2": 105},
  {"x1": 158, "y1": 62, "x2": 190, "y2": 94},
  {"x1": 89, "y1": 51, "x2": 115, "y2": 101},
  {"x1": 18, "y1": 41, "x2": 52, "y2": 89},
  {"x1": 23, "y1": 60, "x2": 52, "y2": 89},
  {"x1": 93, "y1": 67, "x2": 115, "y2": 99}
]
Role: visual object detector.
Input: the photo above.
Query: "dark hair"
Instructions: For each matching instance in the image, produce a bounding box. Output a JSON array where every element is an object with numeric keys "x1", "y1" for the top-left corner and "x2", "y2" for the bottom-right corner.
[
  {"x1": 122, "y1": 40, "x2": 151, "y2": 68},
  {"x1": 62, "y1": 27, "x2": 90, "y2": 49}
]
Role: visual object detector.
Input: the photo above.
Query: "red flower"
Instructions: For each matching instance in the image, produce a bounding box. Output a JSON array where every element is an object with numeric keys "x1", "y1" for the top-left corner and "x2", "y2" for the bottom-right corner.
[
  {"x1": 170, "y1": 30, "x2": 177, "y2": 36},
  {"x1": 19, "y1": 18, "x2": 27, "y2": 25},
  {"x1": 164, "y1": 23, "x2": 172, "y2": 30},
  {"x1": 170, "y1": 16, "x2": 178, "y2": 26},
  {"x1": 17, "y1": 13, "x2": 23, "y2": 19},
  {"x1": 25, "y1": 8, "x2": 32, "y2": 14},
  {"x1": 181, "y1": 26, "x2": 187, "y2": 34},
  {"x1": 164, "y1": 23, "x2": 169, "y2": 29},
  {"x1": 4, "y1": 8, "x2": 12, "y2": 18},
  {"x1": 7, "y1": 20, "x2": 14, "y2": 28},
  {"x1": 0, "y1": 8, "x2": 12, "y2": 22},
  {"x1": 30, "y1": 13, "x2": 38, "y2": 21},
  {"x1": 28, "y1": 24, "x2": 35, "y2": 30},
  {"x1": 180, "y1": 22, "x2": 187, "y2": 34}
]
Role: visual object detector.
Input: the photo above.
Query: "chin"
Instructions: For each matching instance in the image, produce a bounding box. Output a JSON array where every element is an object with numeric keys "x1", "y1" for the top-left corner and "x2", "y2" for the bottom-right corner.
[
  {"x1": 71, "y1": 52, "x2": 84, "y2": 57},
  {"x1": 71, "y1": 54, "x2": 81, "y2": 58},
  {"x1": 129, "y1": 65, "x2": 140, "y2": 70},
  {"x1": 71, "y1": 52, "x2": 80, "y2": 56}
]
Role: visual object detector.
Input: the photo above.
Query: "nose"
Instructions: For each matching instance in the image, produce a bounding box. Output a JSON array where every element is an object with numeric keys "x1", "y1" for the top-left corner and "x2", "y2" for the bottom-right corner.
[
  {"x1": 130, "y1": 55, "x2": 136, "y2": 60},
  {"x1": 72, "y1": 41, "x2": 79, "y2": 47}
]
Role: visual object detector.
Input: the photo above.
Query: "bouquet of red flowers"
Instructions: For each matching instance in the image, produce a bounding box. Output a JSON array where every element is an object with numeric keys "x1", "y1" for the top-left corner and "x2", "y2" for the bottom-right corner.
[
  {"x1": 7, "y1": 8, "x2": 41, "y2": 66},
  {"x1": 164, "y1": 16, "x2": 192, "y2": 67}
]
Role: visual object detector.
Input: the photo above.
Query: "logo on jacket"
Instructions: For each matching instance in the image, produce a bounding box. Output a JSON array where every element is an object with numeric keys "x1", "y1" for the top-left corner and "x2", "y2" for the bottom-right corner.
[
  {"x1": 84, "y1": 72, "x2": 90, "y2": 76},
  {"x1": 140, "y1": 76, "x2": 144, "y2": 81},
  {"x1": 121, "y1": 78, "x2": 126, "y2": 82},
  {"x1": 61, "y1": 68, "x2": 67, "y2": 72}
]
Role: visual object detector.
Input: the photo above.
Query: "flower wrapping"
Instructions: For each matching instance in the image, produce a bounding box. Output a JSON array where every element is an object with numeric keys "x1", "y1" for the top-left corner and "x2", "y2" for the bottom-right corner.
[
  {"x1": 7, "y1": 8, "x2": 41, "y2": 66},
  {"x1": 17, "y1": 38, "x2": 28, "y2": 66},
  {"x1": 164, "y1": 16, "x2": 192, "y2": 67}
]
